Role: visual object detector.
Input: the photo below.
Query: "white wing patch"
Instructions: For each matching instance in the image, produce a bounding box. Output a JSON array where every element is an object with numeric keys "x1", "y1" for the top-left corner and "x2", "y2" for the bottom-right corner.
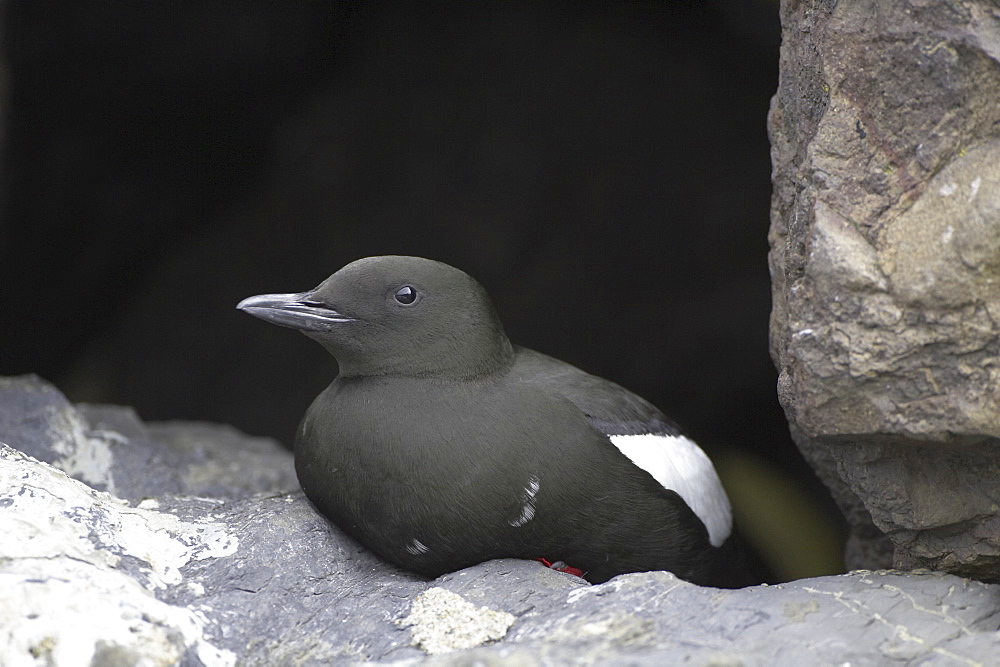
[
  {"x1": 509, "y1": 476, "x2": 541, "y2": 527},
  {"x1": 609, "y1": 434, "x2": 733, "y2": 547}
]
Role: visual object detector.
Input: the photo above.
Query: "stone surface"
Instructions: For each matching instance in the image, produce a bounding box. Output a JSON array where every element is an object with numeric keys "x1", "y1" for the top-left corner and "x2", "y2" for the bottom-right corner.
[
  {"x1": 2, "y1": 374, "x2": 1000, "y2": 664},
  {"x1": 400, "y1": 588, "x2": 515, "y2": 655},
  {"x1": 768, "y1": 1, "x2": 1000, "y2": 579},
  {"x1": 0, "y1": 374, "x2": 298, "y2": 502}
]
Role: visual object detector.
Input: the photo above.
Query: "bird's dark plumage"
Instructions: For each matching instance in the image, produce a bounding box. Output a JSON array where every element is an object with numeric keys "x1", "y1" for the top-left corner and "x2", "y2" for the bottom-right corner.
[{"x1": 238, "y1": 256, "x2": 747, "y2": 586}]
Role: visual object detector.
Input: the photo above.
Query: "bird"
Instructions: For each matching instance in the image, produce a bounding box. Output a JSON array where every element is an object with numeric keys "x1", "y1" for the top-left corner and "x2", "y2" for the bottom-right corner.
[{"x1": 237, "y1": 255, "x2": 747, "y2": 586}]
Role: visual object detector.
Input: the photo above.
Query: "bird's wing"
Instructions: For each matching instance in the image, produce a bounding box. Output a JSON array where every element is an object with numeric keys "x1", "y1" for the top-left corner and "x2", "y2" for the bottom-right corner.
[
  {"x1": 510, "y1": 346, "x2": 682, "y2": 437},
  {"x1": 512, "y1": 346, "x2": 733, "y2": 547}
]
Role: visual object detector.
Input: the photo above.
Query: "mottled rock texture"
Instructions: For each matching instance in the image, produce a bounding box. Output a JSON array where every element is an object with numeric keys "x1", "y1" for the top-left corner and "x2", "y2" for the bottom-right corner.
[
  {"x1": 2, "y1": 375, "x2": 1000, "y2": 664},
  {"x1": 0, "y1": 374, "x2": 298, "y2": 502},
  {"x1": 769, "y1": 0, "x2": 1000, "y2": 579}
]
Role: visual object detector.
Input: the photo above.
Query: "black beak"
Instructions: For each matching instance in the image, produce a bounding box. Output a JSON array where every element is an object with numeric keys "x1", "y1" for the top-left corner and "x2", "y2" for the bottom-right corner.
[{"x1": 236, "y1": 292, "x2": 355, "y2": 332}]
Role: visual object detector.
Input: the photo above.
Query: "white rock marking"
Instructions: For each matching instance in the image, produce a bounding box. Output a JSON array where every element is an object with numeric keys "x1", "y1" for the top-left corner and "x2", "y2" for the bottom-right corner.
[
  {"x1": 47, "y1": 405, "x2": 118, "y2": 496},
  {"x1": 0, "y1": 444, "x2": 237, "y2": 667},
  {"x1": 609, "y1": 434, "x2": 733, "y2": 547}
]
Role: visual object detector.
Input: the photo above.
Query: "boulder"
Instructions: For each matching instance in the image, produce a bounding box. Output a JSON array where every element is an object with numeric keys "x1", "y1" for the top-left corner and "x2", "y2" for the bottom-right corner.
[
  {"x1": 0, "y1": 374, "x2": 298, "y2": 502},
  {"x1": 768, "y1": 0, "x2": 1000, "y2": 578},
  {"x1": 2, "y1": 375, "x2": 999, "y2": 664}
]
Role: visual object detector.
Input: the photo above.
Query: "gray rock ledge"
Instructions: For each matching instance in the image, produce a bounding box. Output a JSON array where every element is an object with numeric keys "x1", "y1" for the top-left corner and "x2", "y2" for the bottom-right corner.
[{"x1": 2, "y1": 375, "x2": 999, "y2": 665}]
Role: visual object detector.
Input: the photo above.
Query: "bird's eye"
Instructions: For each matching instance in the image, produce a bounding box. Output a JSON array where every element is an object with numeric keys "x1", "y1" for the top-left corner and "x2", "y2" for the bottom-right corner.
[{"x1": 394, "y1": 286, "x2": 418, "y2": 305}]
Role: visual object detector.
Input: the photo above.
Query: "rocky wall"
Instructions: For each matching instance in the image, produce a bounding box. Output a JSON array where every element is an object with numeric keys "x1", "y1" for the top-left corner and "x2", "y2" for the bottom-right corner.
[{"x1": 768, "y1": 0, "x2": 1000, "y2": 578}]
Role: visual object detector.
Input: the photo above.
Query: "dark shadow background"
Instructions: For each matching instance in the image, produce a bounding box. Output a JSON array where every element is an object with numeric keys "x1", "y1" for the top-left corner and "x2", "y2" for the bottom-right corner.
[{"x1": 1, "y1": 1, "x2": 844, "y2": 582}]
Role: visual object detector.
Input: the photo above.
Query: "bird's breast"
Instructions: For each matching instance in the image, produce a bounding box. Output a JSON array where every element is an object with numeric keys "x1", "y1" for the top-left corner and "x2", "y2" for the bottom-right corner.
[{"x1": 293, "y1": 378, "x2": 547, "y2": 564}]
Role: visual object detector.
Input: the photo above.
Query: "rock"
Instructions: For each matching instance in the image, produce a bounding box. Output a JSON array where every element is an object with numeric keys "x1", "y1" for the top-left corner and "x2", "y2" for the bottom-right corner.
[
  {"x1": 0, "y1": 374, "x2": 298, "y2": 502},
  {"x1": 2, "y1": 374, "x2": 1000, "y2": 664},
  {"x1": 1, "y1": 444, "x2": 239, "y2": 666},
  {"x1": 768, "y1": 1, "x2": 1000, "y2": 578},
  {"x1": 399, "y1": 588, "x2": 515, "y2": 655}
]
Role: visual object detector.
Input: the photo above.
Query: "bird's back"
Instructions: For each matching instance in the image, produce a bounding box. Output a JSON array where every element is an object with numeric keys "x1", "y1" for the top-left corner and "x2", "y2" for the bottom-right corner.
[{"x1": 508, "y1": 346, "x2": 683, "y2": 436}]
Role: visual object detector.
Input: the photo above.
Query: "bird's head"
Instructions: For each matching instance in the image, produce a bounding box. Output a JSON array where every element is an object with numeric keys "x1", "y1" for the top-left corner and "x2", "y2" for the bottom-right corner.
[{"x1": 237, "y1": 256, "x2": 514, "y2": 379}]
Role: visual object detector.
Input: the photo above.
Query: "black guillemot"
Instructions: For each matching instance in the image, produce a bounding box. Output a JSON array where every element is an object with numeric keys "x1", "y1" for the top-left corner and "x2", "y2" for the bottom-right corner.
[{"x1": 238, "y1": 255, "x2": 747, "y2": 586}]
